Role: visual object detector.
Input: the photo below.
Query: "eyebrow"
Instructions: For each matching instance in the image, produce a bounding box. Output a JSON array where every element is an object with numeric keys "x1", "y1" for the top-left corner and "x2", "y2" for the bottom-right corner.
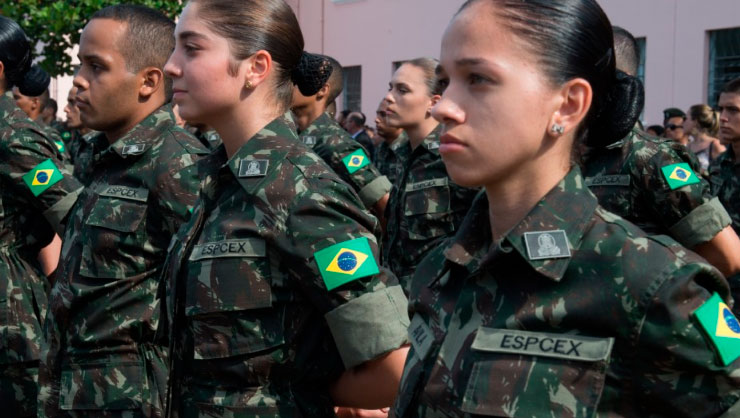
[
  {"x1": 455, "y1": 57, "x2": 492, "y2": 67},
  {"x1": 177, "y1": 30, "x2": 208, "y2": 42},
  {"x1": 78, "y1": 53, "x2": 105, "y2": 62}
]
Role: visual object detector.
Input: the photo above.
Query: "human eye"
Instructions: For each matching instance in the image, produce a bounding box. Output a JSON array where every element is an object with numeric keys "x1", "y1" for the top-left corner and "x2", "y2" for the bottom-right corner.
[{"x1": 468, "y1": 73, "x2": 491, "y2": 85}]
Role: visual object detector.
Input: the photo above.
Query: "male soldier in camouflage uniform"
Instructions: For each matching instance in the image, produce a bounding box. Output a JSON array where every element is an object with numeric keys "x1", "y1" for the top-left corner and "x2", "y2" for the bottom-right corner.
[
  {"x1": 583, "y1": 26, "x2": 740, "y2": 279},
  {"x1": 38, "y1": 6, "x2": 208, "y2": 417},
  {"x1": 382, "y1": 122, "x2": 479, "y2": 293},
  {"x1": 373, "y1": 102, "x2": 408, "y2": 186},
  {"x1": 292, "y1": 53, "x2": 392, "y2": 216},
  {"x1": 393, "y1": 166, "x2": 740, "y2": 417},
  {"x1": 0, "y1": 17, "x2": 85, "y2": 414},
  {"x1": 711, "y1": 77, "x2": 740, "y2": 236}
]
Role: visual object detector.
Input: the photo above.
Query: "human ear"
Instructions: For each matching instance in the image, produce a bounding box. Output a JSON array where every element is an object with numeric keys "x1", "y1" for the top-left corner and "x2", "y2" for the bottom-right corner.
[
  {"x1": 427, "y1": 94, "x2": 442, "y2": 116},
  {"x1": 316, "y1": 84, "x2": 330, "y2": 102},
  {"x1": 244, "y1": 50, "x2": 272, "y2": 89},
  {"x1": 548, "y1": 78, "x2": 592, "y2": 137},
  {"x1": 139, "y1": 67, "x2": 164, "y2": 99}
]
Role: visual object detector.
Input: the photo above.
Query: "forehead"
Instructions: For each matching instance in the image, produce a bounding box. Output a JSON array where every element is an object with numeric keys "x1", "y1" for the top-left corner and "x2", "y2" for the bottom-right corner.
[
  {"x1": 392, "y1": 64, "x2": 427, "y2": 86},
  {"x1": 441, "y1": 2, "x2": 519, "y2": 65},
  {"x1": 80, "y1": 18, "x2": 127, "y2": 56},
  {"x1": 719, "y1": 92, "x2": 740, "y2": 106}
]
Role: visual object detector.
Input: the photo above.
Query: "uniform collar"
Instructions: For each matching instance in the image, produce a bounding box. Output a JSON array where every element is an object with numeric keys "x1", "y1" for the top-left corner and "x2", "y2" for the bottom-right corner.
[
  {"x1": 92, "y1": 104, "x2": 176, "y2": 159},
  {"x1": 444, "y1": 167, "x2": 599, "y2": 282},
  {"x1": 225, "y1": 113, "x2": 297, "y2": 194}
]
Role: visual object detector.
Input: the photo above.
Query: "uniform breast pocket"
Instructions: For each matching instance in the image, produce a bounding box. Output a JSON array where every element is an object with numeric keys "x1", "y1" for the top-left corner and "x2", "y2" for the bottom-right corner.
[
  {"x1": 460, "y1": 328, "x2": 614, "y2": 417},
  {"x1": 185, "y1": 238, "x2": 284, "y2": 361},
  {"x1": 80, "y1": 186, "x2": 150, "y2": 279},
  {"x1": 403, "y1": 178, "x2": 454, "y2": 241}
]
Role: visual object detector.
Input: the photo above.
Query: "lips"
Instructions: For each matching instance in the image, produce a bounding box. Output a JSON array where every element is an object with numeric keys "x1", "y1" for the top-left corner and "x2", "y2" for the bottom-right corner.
[{"x1": 440, "y1": 132, "x2": 465, "y2": 146}]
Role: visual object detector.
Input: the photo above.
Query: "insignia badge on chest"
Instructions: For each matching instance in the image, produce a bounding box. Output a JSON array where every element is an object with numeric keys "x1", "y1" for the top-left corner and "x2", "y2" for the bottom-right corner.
[
  {"x1": 238, "y1": 159, "x2": 269, "y2": 178},
  {"x1": 427, "y1": 141, "x2": 440, "y2": 150},
  {"x1": 302, "y1": 136, "x2": 317, "y2": 146},
  {"x1": 122, "y1": 143, "x2": 147, "y2": 156},
  {"x1": 523, "y1": 230, "x2": 571, "y2": 260}
]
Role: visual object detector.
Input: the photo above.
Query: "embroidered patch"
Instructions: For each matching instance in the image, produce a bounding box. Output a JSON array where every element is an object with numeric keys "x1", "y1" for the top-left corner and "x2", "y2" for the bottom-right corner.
[
  {"x1": 99, "y1": 185, "x2": 149, "y2": 202},
  {"x1": 302, "y1": 135, "x2": 317, "y2": 146},
  {"x1": 314, "y1": 237, "x2": 379, "y2": 290},
  {"x1": 585, "y1": 175, "x2": 630, "y2": 187},
  {"x1": 409, "y1": 315, "x2": 434, "y2": 360},
  {"x1": 661, "y1": 163, "x2": 700, "y2": 190},
  {"x1": 238, "y1": 159, "x2": 269, "y2": 178},
  {"x1": 342, "y1": 149, "x2": 370, "y2": 174},
  {"x1": 693, "y1": 292, "x2": 740, "y2": 366},
  {"x1": 22, "y1": 159, "x2": 63, "y2": 197},
  {"x1": 121, "y1": 143, "x2": 147, "y2": 156},
  {"x1": 471, "y1": 328, "x2": 614, "y2": 362},
  {"x1": 523, "y1": 230, "x2": 571, "y2": 260},
  {"x1": 189, "y1": 238, "x2": 266, "y2": 261}
]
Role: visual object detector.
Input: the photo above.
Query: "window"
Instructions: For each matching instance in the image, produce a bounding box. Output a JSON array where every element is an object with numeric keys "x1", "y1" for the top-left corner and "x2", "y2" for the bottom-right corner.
[
  {"x1": 708, "y1": 27, "x2": 740, "y2": 106},
  {"x1": 636, "y1": 37, "x2": 646, "y2": 86},
  {"x1": 343, "y1": 66, "x2": 362, "y2": 112}
]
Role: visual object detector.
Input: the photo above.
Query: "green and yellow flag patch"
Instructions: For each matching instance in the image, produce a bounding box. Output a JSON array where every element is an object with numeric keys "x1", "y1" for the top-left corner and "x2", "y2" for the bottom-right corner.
[
  {"x1": 661, "y1": 163, "x2": 700, "y2": 190},
  {"x1": 342, "y1": 149, "x2": 370, "y2": 174},
  {"x1": 22, "y1": 159, "x2": 63, "y2": 197},
  {"x1": 53, "y1": 140, "x2": 66, "y2": 153},
  {"x1": 693, "y1": 292, "x2": 740, "y2": 366},
  {"x1": 314, "y1": 237, "x2": 379, "y2": 290}
]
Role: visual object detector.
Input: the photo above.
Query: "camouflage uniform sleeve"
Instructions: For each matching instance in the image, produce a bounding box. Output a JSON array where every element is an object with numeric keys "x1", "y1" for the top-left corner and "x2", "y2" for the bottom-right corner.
[
  {"x1": 636, "y1": 143, "x2": 730, "y2": 248},
  {"x1": 285, "y1": 176, "x2": 409, "y2": 369},
  {"x1": 0, "y1": 129, "x2": 83, "y2": 234},
  {"x1": 633, "y1": 259, "x2": 740, "y2": 417},
  {"x1": 314, "y1": 135, "x2": 392, "y2": 208},
  {"x1": 154, "y1": 137, "x2": 206, "y2": 233}
]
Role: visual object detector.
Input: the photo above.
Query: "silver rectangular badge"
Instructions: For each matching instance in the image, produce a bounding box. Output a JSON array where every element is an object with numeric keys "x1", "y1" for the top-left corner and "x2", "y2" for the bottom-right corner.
[
  {"x1": 523, "y1": 230, "x2": 571, "y2": 261},
  {"x1": 472, "y1": 328, "x2": 614, "y2": 362},
  {"x1": 585, "y1": 175, "x2": 630, "y2": 187},
  {"x1": 121, "y1": 143, "x2": 148, "y2": 156},
  {"x1": 238, "y1": 159, "x2": 269, "y2": 178}
]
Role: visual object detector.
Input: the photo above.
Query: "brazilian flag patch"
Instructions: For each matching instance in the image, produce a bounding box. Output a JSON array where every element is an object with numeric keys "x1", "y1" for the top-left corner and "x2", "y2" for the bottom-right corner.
[
  {"x1": 22, "y1": 159, "x2": 63, "y2": 197},
  {"x1": 693, "y1": 292, "x2": 740, "y2": 366},
  {"x1": 314, "y1": 237, "x2": 379, "y2": 290},
  {"x1": 53, "y1": 140, "x2": 66, "y2": 153},
  {"x1": 661, "y1": 163, "x2": 700, "y2": 190},
  {"x1": 342, "y1": 149, "x2": 370, "y2": 174}
]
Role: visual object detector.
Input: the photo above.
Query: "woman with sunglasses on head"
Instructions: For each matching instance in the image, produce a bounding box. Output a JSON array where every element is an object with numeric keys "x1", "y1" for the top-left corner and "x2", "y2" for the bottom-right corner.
[
  {"x1": 0, "y1": 16, "x2": 84, "y2": 417},
  {"x1": 162, "y1": 1, "x2": 409, "y2": 416},
  {"x1": 392, "y1": 1, "x2": 740, "y2": 416}
]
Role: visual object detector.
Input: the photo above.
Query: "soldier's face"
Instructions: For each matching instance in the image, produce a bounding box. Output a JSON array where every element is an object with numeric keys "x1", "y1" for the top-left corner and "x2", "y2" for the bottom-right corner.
[
  {"x1": 718, "y1": 92, "x2": 740, "y2": 143},
  {"x1": 74, "y1": 18, "x2": 141, "y2": 134},
  {"x1": 432, "y1": 1, "x2": 563, "y2": 188},
  {"x1": 291, "y1": 85, "x2": 319, "y2": 131},
  {"x1": 64, "y1": 89, "x2": 82, "y2": 129},
  {"x1": 165, "y1": 2, "x2": 248, "y2": 125},
  {"x1": 12, "y1": 87, "x2": 37, "y2": 119},
  {"x1": 384, "y1": 64, "x2": 438, "y2": 129},
  {"x1": 664, "y1": 117, "x2": 686, "y2": 142}
]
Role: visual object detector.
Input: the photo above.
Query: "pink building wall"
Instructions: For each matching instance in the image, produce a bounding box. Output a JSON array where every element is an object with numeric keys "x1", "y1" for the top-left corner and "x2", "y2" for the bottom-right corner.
[{"x1": 51, "y1": 0, "x2": 740, "y2": 128}]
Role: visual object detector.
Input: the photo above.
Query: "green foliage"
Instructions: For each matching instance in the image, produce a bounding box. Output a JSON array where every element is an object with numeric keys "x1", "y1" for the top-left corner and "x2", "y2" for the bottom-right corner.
[{"x1": 0, "y1": 0, "x2": 184, "y2": 77}]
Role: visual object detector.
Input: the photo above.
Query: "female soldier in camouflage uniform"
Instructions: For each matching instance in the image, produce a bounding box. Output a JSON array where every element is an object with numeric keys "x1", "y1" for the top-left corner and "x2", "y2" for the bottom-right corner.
[
  {"x1": 0, "y1": 16, "x2": 83, "y2": 417},
  {"x1": 162, "y1": 1, "x2": 409, "y2": 416},
  {"x1": 382, "y1": 58, "x2": 479, "y2": 293},
  {"x1": 393, "y1": 0, "x2": 740, "y2": 416}
]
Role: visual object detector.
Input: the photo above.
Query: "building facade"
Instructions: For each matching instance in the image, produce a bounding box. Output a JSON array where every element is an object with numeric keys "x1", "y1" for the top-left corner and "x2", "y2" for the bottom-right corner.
[{"x1": 51, "y1": 0, "x2": 740, "y2": 129}]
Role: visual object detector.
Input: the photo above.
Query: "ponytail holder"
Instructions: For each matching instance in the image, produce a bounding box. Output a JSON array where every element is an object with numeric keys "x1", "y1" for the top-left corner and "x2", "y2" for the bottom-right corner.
[{"x1": 292, "y1": 51, "x2": 334, "y2": 97}]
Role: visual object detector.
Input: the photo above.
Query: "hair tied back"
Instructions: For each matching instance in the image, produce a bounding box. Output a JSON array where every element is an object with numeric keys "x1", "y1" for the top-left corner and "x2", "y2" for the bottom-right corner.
[{"x1": 292, "y1": 51, "x2": 333, "y2": 97}]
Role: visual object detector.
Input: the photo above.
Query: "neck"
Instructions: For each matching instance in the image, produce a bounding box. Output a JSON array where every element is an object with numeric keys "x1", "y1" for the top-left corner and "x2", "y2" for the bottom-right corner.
[
  {"x1": 104, "y1": 100, "x2": 164, "y2": 144},
  {"x1": 406, "y1": 117, "x2": 438, "y2": 149},
  {"x1": 485, "y1": 151, "x2": 571, "y2": 243},
  {"x1": 732, "y1": 141, "x2": 740, "y2": 162},
  {"x1": 213, "y1": 100, "x2": 281, "y2": 159}
]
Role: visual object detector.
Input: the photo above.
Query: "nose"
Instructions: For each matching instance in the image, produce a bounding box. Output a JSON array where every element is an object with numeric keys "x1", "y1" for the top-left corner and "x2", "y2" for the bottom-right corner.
[
  {"x1": 431, "y1": 94, "x2": 465, "y2": 125},
  {"x1": 383, "y1": 90, "x2": 394, "y2": 105},
  {"x1": 164, "y1": 53, "x2": 181, "y2": 78},
  {"x1": 72, "y1": 72, "x2": 88, "y2": 91}
]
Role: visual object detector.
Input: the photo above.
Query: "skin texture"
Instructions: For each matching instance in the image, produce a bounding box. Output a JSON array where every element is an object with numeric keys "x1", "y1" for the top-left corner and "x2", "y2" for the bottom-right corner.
[
  {"x1": 383, "y1": 64, "x2": 439, "y2": 148},
  {"x1": 291, "y1": 83, "x2": 329, "y2": 132},
  {"x1": 12, "y1": 87, "x2": 41, "y2": 120},
  {"x1": 665, "y1": 115, "x2": 688, "y2": 145},
  {"x1": 719, "y1": 92, "x2": 740, "y2": 157},
  {"x1": 63, "y1": 87, "x2": 83, "y2": 129},
  {"x1": 432, "y1": 0, "x2": 590, "y2": 240}
]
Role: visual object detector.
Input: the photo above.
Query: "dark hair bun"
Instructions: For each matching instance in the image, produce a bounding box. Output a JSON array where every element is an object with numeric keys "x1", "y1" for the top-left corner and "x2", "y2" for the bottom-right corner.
[
  {"x1": 17, "y1": 65, "x2": 50, "y2": 97},
  {"x1": 587, "y1": 70, "x2": 644, "y2": 147},
  {"x1": 291, "y1": 52, "x2": 333, "y2": 97}
]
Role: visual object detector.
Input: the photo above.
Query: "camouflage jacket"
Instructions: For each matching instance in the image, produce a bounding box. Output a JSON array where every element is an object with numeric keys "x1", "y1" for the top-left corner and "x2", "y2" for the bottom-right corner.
[
  {"x1": 299, "y1": 112, "x2": 391, "y2": 208},
  {"x1": 710, "y1": 147, "x2": 740, "y2": 235},
  {"x1": 163, "y1": 115, "x2": 409, "y2": 417},
  {"x1": 0, "y1": 90, "x2": 84, "y2": 415},
  {"x1": 374, "y1": 132, "x2": 409, "y2": 186},
  {"x1": 583, "y1": 129, "x2": 730, "y2": 248},
  {"x1": 38, "y1": 105, "x2": 208, "y2": 417},
  {"x1": 393, "y1": 167, "x2": 740, "y2": 418},
  {"x1": 382, "y1": 125, "x2": 479, "y2": 292}
]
